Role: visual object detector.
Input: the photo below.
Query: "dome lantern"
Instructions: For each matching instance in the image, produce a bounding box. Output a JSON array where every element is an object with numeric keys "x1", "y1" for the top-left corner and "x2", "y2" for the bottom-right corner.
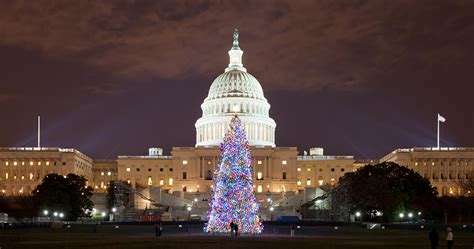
[{"x1": 226, "y1": 28, "x2": 246, "y2": 72}]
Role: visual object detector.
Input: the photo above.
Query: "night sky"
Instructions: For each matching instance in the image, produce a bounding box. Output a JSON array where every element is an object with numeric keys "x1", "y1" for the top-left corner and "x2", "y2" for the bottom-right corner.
[{"x1": 1, "y1": 1, "x2": 473, "y2": 159}]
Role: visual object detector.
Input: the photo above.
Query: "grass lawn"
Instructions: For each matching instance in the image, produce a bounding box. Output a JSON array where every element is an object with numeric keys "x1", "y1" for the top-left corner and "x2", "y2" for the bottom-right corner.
[{"x1": 1, "y1": 224, "x2": 473, "y2": 249}]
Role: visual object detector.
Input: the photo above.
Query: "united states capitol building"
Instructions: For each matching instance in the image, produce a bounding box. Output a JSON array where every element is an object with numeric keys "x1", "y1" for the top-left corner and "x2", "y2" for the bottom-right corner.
[{"x1": 0, "y1": 31, "x2": 473, "y2": 220}]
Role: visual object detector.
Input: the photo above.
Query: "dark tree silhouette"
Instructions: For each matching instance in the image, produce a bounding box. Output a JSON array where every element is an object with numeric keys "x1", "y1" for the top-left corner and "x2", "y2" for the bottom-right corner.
[
  {"x1": 332, "y1": 162, "x2": 437, "y2": 222},
  {"x1": 32, "y1": 173, "x2": 93, "y2": 220}
]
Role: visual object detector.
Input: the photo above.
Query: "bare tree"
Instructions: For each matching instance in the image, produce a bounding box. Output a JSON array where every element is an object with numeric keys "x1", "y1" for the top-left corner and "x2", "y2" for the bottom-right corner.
[{"x1": 458, "y1": 171, "x2": 474, "y2": 195}]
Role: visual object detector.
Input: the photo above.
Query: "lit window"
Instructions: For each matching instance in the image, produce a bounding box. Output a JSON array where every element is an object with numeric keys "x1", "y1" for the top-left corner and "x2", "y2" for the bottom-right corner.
[
  {"x1": 169, "y1": 178, "x2": 173, "y2": 186},
  {"x1": 307, "y1": 168, "x2": 311, "y2": 172},
  {"x1": 5, "y1": 173, "x2": 8, "y2": 179},
  {"x1": 29, "y1": 161, "x2": 34, "y2": 166},
  {"x1": 297, "y1": 180, "x2": 301, "y2": 186},
  {"x1": 257, "y1": 172, "x2": 263, "y2": 180},
  {"x1": 126, "y1": 168, "x2": 131, "y2": 172},
  {"x1": 257, "y1": 185, "x2": 263, "y2": 193},
  {"x1": 13, "y1": 161, "x2": 17, "y2": 166},
  {"x1": 21, "y1": 175, "x2": 25, "y2": 180},
  {"x1": 330, "y1": 178, "x2": 336, "y2": 185},
  {"x1": 148, "y1": 176, "x2": 153, "y2": 186},
  {"x1": 159, "y1": 179, "x2": 164, "y2": 185},
  {"x1": 297, "y1": 168, "x2": 301, "y2": 172},
  {"x1": 282, "y1": 160, "x2": 287, "y2": 165},
  {"x1": 182, "y1": 160, "x2": 188, "y2": 165},
  {"x1": 432, "y1": 162, "x2": 435, "y2": 166},
  {"x1": 46, "y1": 161, "x2": 50, "y2": 166},
  {"x1": 5, "y1": 162, "x2": 9, "y2": 166},
  {"x1": 38, "y1": 162, "x2": 41, "y2": 166},
  {"x1": 101, "y1": 172, "x2": 104, "y2": 176},
  {"x1": 257, "y1": 160, "x2": 262, "y2": 165},
  {"x1": 126, "y1": 179, "x2": 131, "y2": 184},
  {"x1": 30, "y1": 173, "x2": 33, "y2": 180},
  {"x1": 107, "y1": 172, "x2": 111, "y2": 176},
  {"x1": 22, "y1": 162, "x2": 25, "y2": 166},
  {"x1": 306, "y1": 179, "x2": 311, "y2": 186},
  {"x1": 415, "y1": 162, "x2": 418, "y2": 166},
  {"x1": 318, "y1": 180, "x2": 324, "y2": 186},
  {"x1": 207, "y1": 161, "x2": 211, "y2": 165},
  {"x1": 100, "y1": 181, "x2": 104, "y2": 188}
]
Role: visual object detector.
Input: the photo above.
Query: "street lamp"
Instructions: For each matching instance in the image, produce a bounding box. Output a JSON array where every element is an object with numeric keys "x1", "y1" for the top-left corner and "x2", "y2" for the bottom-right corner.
[
  {"x1": 355, "y1": 211, "x2": 361, "y2": 222},
  {"x1": 53, "y1": 212, "x2": 58, "y2": 217},
  {"x1": 269, "y1": 206, "x2": 274, "y2": 221},
  {"x1": 187, "y1": 206, "x2": 192, "y2": 221},
  {"x1": 101, "y1": 212, "x2": 107, "y2": 218},
  {"x1": 43, "y1": 210, "x2": 49, "y2": 216},
  {"x1": 111, "y1": 207, "x2": 117, "y2": 213},
  {"x1": 59, "y1": 213, "x2": 64, "y2": 218},
  {"x1": 399, "y1": 213, "x2": 404, "y2": 219},
  {"x1": 408, "y1": 212, "x2": 413, "y2": 218}
]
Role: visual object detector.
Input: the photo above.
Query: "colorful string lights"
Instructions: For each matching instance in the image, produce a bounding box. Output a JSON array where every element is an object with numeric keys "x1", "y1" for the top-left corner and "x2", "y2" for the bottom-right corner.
[{"x1": 205, "y1": 115, "x2": 263, "y2": 234}]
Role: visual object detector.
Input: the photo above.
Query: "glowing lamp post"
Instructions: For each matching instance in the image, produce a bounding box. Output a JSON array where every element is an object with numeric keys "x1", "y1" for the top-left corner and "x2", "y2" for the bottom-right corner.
[
  {"x1": 269, "y1": 206, "x2": 274, "y2": 221},
  {"x1": 187, "y1": 206, "x2": 192, "y2": 220},
  {"x1": 355, "y1": 211, "x2": 361, "y2": 222},
  {"x1": 399, "y1": 212, "x2": 404, "y2": 221}
]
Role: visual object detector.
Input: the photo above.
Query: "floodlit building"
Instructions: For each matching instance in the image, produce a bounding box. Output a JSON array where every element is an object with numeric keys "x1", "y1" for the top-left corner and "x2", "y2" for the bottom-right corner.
[
  {"x1": 195, "y1": 29, "x2": 276, "y2": 147},
  {"x1": 0, "y1": 147, "x2": 93, "y2": 195},
  {"x1": 381, "y1": 147, "x2": 474, "y2": 196},
  {"x1": 0, "y1": 30, "x2": 472, "y2": 220},
  {"x1": 91, "y1": 160, "x2": 118, "y2": 192}
]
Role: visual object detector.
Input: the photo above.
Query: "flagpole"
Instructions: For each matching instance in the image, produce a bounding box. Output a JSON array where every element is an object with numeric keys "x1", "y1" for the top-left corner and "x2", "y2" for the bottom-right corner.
[
  {"x1": 38, "y1": 115, "x2": 41, "y2": 148},
  {"x1": 437, "y1": 113, "x2": 440, "y2": 150}
]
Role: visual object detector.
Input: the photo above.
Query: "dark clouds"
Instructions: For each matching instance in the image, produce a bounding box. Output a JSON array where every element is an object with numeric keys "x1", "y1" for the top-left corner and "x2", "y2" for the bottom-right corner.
[{"x1": 0, "y1": 0, "x2": 473, "y2": 158}]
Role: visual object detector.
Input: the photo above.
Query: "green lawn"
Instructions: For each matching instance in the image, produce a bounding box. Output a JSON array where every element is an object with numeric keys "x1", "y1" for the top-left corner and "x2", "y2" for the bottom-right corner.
[{"x1": 1, "y1": 224, "x2": 473, "y2": 249}]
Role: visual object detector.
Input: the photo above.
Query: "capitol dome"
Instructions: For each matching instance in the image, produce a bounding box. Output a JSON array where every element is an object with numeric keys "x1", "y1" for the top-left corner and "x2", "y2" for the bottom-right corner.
[{"x1": 195, "y1": 29, "x2": 276, "y2": 147}]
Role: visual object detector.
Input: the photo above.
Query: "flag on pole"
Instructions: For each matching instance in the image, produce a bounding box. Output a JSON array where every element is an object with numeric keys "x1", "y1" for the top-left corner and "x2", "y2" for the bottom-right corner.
[{"x1": 438, "y1": 113, "x2": 446, "y2": 123}]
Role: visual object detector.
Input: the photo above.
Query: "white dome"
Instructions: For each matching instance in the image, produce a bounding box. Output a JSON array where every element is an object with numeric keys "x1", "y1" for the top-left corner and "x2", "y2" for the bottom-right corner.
[
  {"x1": 195, "y1": 29, "x2": 276, "y2": 147},
  {"x1": 206, "y1": 70, "x2": 266, "y2": 102}
]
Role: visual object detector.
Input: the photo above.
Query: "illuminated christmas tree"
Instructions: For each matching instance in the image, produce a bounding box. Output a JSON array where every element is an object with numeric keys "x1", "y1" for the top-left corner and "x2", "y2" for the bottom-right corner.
[{"x1": 205, "y1": 115, "x2": 262, "y2": 234}]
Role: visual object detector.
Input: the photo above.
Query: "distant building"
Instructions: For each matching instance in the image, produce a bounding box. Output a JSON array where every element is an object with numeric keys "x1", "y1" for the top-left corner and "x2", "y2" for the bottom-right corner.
[
  {"x1": 381, "y1": 147, "x2": 474, "y2": 196},
  {"x1": 0, "y1": 147, "x2": 92, "y2": 195}
]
